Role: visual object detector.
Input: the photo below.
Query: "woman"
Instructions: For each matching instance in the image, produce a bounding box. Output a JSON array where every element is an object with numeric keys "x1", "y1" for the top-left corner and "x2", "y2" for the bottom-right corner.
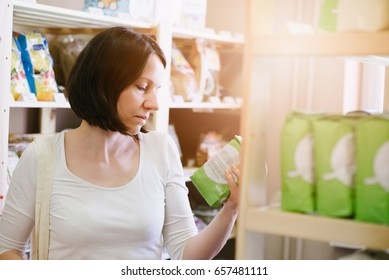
[{"x1": 0, "y1": 27, "x2": 240, "y2": 260}]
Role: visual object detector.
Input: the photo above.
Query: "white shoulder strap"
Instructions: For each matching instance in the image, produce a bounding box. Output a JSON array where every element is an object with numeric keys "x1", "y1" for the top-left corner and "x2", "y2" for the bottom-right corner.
[{"x1": 32, "y1": 135, "x2": 56, "y2": 260}]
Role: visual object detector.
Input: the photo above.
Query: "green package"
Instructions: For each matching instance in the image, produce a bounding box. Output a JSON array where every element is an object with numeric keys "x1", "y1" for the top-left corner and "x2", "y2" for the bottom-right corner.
[
  {"x1": 281, "y1": 112, "x2": 324, "y2": 213},
  {"x1": 190, "y1": 136, "x2": 241, "y2": 208},
  {"x1": 313, "y1": 115, "x2": 360, "y2": 218},
  {"x1": 355, "y1": 115, "x2": 389, "y2": 224},
  {"x1": 318, "y1": 0, "x2": 338, "y2": 32}
]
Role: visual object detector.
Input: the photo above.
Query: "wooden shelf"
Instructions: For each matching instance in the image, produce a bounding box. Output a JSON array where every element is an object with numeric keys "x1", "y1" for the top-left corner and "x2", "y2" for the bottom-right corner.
[
  {"x1": 237, "y1": 0, "x2": 389, "y2": 260},
  {"x1": 10, "y1": 101, "x2": 70, "y2": 109},
  {"x1": 172, "y1": 27, "x2": 244, "y2": 45},
  {"x1": 245, "y1": 207, "x2": 389, "y2": 250},
  {"x1": 251, "y1": 32, "x2": 389, "y2": 58}
]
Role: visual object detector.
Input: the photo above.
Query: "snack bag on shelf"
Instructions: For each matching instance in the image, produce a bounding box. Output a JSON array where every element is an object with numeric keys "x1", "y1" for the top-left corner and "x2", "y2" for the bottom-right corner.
[
  {"x1": 318, "y1": 0, "x2": 338, "y2": 32},
  {"x1": 195, "y1": 131, "x2": 227, "y2": 167},
  {"x1": 17, "y1": 31, "x2": 59, "y2": 101},
  {"x1": 312, "y1": 114, "x2": 365, "y2": 218},
  {"x1": 355, "y1": 114, "x2": 389, "y2": 224},
  {"x1": 171, "y1": 43, "x2": 198, "y2": 102},
  {"x1": 8, "y1": 134, "x2": 36, "y2": 157},
  {"x1": 83, "y1": 0, "x2": 130, "y2": 17},
  {"x1": 188, "y1": 39, "x2": 221, "y2": 101},
  {"x1": 281, "y1": 111, "x2": 324, "y2": 213},
  {"x1": 190, "y1": 135, "x2": 241, "y2": 208},
  {"x1": 10, "y1": 36, "x2": 31, "y2": 101},
  {"x1": 49, "y1": 34, "x2": 92, "y2": 87}
]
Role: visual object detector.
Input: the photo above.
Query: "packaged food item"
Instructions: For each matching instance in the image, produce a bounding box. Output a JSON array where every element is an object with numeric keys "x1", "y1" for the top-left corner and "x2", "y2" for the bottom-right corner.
[
  {"x1": 195, "y1": 131, "x2": 226, "y2": 167},
  {"x1": 188, "y1": 39, "x2": 221, "y2": 101},
  {"x1": 355, "y1": 114, "x2": 389, "y2": 224},
  {"x1": 83, "y1": 0, "x2": 129, "y2": 17},
  {"x1": 318, "y1": 0, "x2": 338, "y2": 32},
  {"x1": 190, "y1": 135, "x2": 241, "y2": 208},
  {"x1": 49, "y1": 34, "x2": 92, "y2": 87},
  {"x1": 18, "y1": 31, "x2": 58, "y2": 101},
  {"x1": 10, "y1": 36, "x2": 31, "y2": 100},
  {"x1": 281, "y1": 111, "x2": 324, "y2": 213},
  {"x1": 173, "y1": 0, "x2": 207, "y2": 31},
  {"x1": 313, "y1": 114, "x2": 365, "y2": 218},
  {"x1": 170, "y1": 43, "x2": 198, "y2": 101}
]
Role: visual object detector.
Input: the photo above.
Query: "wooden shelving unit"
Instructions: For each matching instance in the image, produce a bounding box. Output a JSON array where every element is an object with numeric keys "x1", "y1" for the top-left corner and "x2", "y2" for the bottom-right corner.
[
  {"x1": 236, "y1": 0, "x2": 389, "y2": 259},
  {"x1": 246, "y1": 207, "x2": 389, "y2": 250},
  {"x1": 251, "y1": 32, "x2": 389, "y2": 57}
]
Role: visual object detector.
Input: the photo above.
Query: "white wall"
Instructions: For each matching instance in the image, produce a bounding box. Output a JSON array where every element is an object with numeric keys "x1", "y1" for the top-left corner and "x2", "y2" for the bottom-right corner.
[{"x1": 206, "y1": 0, "x2": 245, "y2": 33}]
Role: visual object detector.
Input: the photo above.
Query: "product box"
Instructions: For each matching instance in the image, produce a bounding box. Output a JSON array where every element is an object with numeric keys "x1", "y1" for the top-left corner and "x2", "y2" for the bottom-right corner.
[
  {"x1": 190, "y1": 135, "x2": 241, "y2": 208},
  {"x1": 355, "y1": 115, "x2": 389, "y2": 224},
  {"x1": 281, "y1": 111, "x2": 324, "y2": 213}
]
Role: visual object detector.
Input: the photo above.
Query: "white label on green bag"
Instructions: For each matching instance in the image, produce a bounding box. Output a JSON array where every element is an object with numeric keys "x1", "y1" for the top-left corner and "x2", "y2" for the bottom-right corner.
[
  {"x1": 287, "y1": 134, "x2": 314, "y2": 184},
  {"x1": 323, "y1": 132, "x2": 355, "y2": 187},
  {"x1": 364, "y1": 141, "x2": 389, "y2": 192}
]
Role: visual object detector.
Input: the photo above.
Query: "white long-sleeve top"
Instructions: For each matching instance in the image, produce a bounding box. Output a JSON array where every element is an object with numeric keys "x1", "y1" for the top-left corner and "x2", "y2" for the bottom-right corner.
[{"x1": 0, "y1": 131, "x2": 198, "y2": 259}]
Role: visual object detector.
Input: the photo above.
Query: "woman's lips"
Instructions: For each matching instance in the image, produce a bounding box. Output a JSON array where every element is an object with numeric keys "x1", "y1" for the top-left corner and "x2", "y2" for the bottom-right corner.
[{"x1": 135, "y1": 115, "x2": 148, "y2": 124}]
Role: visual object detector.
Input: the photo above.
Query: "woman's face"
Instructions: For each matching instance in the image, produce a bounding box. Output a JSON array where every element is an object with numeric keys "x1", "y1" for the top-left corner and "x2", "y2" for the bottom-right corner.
[{"x1": 117, "y1": 54, "x2": 165, "y2": 135}]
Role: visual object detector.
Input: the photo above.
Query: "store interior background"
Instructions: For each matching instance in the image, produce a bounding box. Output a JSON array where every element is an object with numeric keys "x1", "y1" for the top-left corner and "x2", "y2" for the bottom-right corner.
[{"x1": 9, "y1": 0, "x2": 388, "y2": 259}]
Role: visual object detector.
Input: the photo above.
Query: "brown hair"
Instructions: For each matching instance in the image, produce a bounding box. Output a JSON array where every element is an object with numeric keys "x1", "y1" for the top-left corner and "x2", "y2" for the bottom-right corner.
[{"x1": 66, "y1": 26, "x2": 166, "y2": 135}]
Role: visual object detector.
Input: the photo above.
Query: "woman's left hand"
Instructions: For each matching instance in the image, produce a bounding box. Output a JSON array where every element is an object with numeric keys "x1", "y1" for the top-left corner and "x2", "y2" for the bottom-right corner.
[{"x1": 224, "y1": 163, "x2": 241, "y2": 211}]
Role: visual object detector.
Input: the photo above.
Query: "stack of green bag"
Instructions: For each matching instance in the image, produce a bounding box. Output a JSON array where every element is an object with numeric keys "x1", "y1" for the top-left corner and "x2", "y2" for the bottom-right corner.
[
  {"x1": 313, "y1": 115, "x2": 361, "y2": 218},
  {"x1": 281, "y1": 112, "x2": 324, "y2": 213},
  {"x1": 355, "y1": 115, "x2": 389, "y2": 224},
  {"x1": 281, "y1": 111, "x2": 389, "y2": 225}
]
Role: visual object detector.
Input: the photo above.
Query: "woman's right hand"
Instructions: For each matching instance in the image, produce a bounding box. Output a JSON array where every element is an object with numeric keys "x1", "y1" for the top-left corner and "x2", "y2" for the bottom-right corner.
[{"x1": 224, "y1": 163, "x2": 241, "y2": 212}]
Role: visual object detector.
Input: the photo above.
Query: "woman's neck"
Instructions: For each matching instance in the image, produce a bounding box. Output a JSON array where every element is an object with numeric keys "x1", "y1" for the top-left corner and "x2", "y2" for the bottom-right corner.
[{"x1": 66, "y1": 121, "x2": 138, "y2": 163}]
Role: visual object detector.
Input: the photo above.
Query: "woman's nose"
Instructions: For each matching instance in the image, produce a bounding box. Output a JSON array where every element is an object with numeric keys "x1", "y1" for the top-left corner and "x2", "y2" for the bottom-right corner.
[{"x1": 144, "y1": 91, "x2": 159, "y2": 111}]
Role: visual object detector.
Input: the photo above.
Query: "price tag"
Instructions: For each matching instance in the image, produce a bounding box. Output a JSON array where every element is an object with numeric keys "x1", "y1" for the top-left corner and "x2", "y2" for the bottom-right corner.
[
  {"x1": 52, "y1": 93, "x2": 67, "y2": 103},
  {"x1": 18, "y1": 93, "x2": 37, "y2": 102}
]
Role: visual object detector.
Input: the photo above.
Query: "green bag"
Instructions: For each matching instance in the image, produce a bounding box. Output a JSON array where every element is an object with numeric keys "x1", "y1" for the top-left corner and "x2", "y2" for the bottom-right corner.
[
  {"x1": 355, "y1": 115, "x2": 389, "y2": 224},
  {"x1": 313, "y1": 115, "x2": 360, "y2": 218},
  {"x1": 281, "y1": 112, "x2": 323, "y2": 213},
  {"x1": 318, "y1": 0, "x2": 338, "y2": 32}
]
